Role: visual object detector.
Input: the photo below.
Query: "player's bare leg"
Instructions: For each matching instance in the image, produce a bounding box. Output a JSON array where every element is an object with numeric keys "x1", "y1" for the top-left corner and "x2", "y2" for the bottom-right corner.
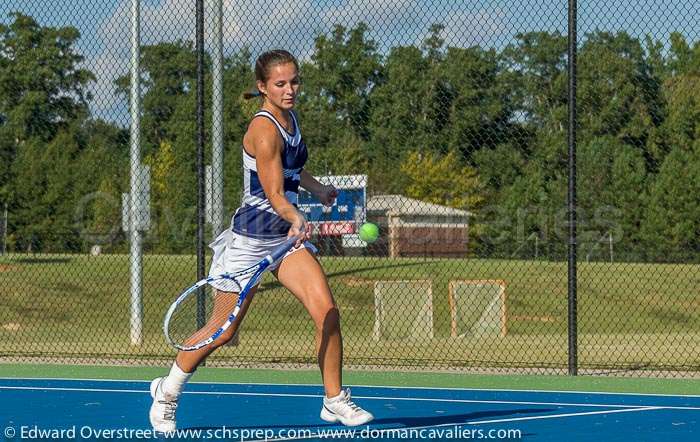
[
  {"x1": 275, "y1": 249, "x2": 373, "y2": 426},
  {"x1": 150, "y1": 287, "x2": 257, "y2": 432}
]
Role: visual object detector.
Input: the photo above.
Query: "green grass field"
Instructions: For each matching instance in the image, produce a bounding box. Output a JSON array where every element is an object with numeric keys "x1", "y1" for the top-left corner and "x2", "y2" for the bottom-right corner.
[
  {"x1": 1, "y1": 253, "x2": 698, "y2": 371},
  {"x1": 2, "y1": 364, "x2": 700, "y2": 394}
]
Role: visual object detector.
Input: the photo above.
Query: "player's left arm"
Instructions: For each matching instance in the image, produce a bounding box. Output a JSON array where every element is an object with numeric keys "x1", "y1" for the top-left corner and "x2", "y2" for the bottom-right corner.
[{"x1": 300, "y1": 170, "x2": 337, "y2": 207}]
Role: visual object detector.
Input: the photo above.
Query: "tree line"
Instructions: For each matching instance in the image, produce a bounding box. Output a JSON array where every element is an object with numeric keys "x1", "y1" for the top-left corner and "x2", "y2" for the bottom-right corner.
[{"x1": 1, "y1": 13, "x2": 698, "y2": 261}]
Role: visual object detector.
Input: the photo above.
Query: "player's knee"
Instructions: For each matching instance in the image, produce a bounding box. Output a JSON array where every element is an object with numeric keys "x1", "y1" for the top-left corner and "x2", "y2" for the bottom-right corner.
[{"x1": 319, "y1": 306, "x2": 341, "y2": 336}]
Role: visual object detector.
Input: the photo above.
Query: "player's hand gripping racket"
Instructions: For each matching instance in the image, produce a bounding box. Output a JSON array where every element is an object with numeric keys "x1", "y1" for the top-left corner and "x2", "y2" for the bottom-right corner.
[{"x1": 163, "y1": 235, "x2": 301, "y2": 351}]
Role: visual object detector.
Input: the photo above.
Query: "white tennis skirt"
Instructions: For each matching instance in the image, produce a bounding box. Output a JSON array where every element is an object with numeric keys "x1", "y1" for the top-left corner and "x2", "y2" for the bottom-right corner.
[{"x1": 207, "y1": 229, "x2": 317, "y2": 292}]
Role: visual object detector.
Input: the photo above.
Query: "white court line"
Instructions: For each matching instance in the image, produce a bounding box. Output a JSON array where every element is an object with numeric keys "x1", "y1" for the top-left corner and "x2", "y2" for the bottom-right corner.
[
  {"x1": 1, "y1": 385, "x2": 700, "y2": 411},
  {"x1": 0, "y1": 386, "x2": 147, "y2": 394},
  {"x1": 2, "y1": 376, "x2": 699, "y2": 398},
  {"x1": 467, "y1": 406, "x2": 663, "y2": 424}
]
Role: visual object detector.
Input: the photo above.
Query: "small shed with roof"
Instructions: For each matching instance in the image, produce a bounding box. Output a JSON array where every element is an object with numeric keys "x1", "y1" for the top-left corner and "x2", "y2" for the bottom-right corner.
[{"x1": 365, "y1": 194, "x2": 472, "y2": 258}]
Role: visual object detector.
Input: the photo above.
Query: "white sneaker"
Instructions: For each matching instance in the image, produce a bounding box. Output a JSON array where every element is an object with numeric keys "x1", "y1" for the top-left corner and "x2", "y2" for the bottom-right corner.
[
  {"x1": 320, "y1": 388, "x2": 374, "y2": 426},
  {"x1": 149, "y1": 377, "x2": 178, "y2": 433}
]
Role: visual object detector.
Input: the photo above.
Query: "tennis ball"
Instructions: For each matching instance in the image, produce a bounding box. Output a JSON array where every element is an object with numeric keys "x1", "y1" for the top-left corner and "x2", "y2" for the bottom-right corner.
[{"x1": 359, "y1": 222, "x2": 379, "y2": 243}]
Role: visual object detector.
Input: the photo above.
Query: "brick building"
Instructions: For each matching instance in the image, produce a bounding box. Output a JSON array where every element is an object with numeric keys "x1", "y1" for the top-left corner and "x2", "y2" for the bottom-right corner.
[{"x1": 366, "y1": 195, "x2": 472, "y2": 258}]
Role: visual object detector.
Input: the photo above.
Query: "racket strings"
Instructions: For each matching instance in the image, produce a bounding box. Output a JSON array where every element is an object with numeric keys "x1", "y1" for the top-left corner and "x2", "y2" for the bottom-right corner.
[
  {"x1": 168, "y1": 286, "x2": 242, "y2": 348},
  {"x1": 164, "y1": 237, "x2": 298, "y2": 351},
  {"x1": 183, "y1": 289, "x2": 240, "y2": 346}
]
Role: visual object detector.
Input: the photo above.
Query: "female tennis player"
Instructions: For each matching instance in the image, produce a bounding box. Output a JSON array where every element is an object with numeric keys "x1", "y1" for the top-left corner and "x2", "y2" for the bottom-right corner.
[{"x1": 149, "y1": 49, "x2": 373, "y2": 432}]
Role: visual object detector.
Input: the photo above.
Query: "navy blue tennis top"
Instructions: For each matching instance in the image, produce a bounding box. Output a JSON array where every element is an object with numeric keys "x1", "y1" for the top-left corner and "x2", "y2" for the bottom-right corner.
[{"x1": 231, "y1": 110, "x2": 308, "y2": 238}]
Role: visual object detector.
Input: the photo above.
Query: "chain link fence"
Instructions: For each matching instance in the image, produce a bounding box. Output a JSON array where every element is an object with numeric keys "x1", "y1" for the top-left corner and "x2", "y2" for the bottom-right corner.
[{"x1": 1, "y1": 0, "x2": 698, "y2": 376}]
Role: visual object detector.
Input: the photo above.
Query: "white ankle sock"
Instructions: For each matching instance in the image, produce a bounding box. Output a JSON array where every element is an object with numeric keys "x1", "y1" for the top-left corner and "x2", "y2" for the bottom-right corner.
[
  {"x1": 161, "y1": 362, "x2": 193, "y2": 397},
  {"x1": 325, "y1": 390, "x2": 344, "y2": 402}
]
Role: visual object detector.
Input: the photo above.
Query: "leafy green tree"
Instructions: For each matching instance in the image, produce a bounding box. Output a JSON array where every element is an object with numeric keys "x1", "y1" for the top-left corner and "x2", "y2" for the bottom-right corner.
[
  {"x1": 300, "y1": 23, "x2": 383, "y2": 142},
  {"x1": 667, "y1": 32, "x2": 700, "y2": 76},
  {"x1": 661, "y1": 70, "x2": 700, "y2": 152},
  {"x1": 40, "y1": 130, "x2": 82, "y2": 250},
  {"x1": 480, "y1": 165, "x2": 556, "y2": 258},
  {"x1": 5, "y1": 12, "x2": 699, "y2": 261},
  {"x1": 0, "y1": 13, "x2": 93, "y2": 142},
  {"x1": 441, "y1": 45, "x2": 513, "y2": 159},
  {"x1": 0, "y1": 13, "x2": 96, "y2": 251},
  {"x1": 368, "y1": 25, "x2": 446, "y2": 158},
  {"x1": 576, "y1": 136, "x2": 648, "y2": 257},
  {"x1": 0, "y1": 129, "x2": 13, "y2": 205},
  {"x1": 83, "y1": 177, "x2": 123, "y2": 251},
  {"x1": 472, "y1": 142, "x2": 527, "y2": 199},
  {"x1": 75, "y1": 119, "x2": 128, "y2": 249},
  {"x1": 502, "y1": 32, "x2": 568, "y2": 131},
  {"x1": 221, "y1": 49, "x2": 254, "y2": 212},
  {"x1": 366, "y1": 44, "x2": 433, "y2": 192},
  {"x1": 115, "y1": 40, "x2": 199, "y2": 151},
  {"x1": 641, "y1": 146, "x2": 700, "y2": 261},
  {"x1": 499, "y1": 31, "x2": 568, "y2": 181},
  {"x1": 577, "y1": 32, "x2": 664, "y2": 156},
  {"x1": 303, "y1": 129, "x2": 369, "y2": 177},
  {"x1": 477, "y1": 32, "x2": 568, "y2": 257},
  {"x1": 367, "y1": 24, "x2": 515, "y2": 194},
  {"x1": 297, "y1": 23, "x2": 382, "y2": 188},
  {"x1": 401, "y1": 150, "x2": 483, "y2": 210},
  {"x1": 9, "y1": 138, "x2": 44, "y2": 251},
  {"x1": 144, "y1": 140, "x2": 181, "y2": 251}
]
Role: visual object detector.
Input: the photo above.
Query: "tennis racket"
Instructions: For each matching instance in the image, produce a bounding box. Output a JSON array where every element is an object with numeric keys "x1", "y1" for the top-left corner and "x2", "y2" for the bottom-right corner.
[{"x1": 163, "y1": 235, "x2": 301, "y2": 351}]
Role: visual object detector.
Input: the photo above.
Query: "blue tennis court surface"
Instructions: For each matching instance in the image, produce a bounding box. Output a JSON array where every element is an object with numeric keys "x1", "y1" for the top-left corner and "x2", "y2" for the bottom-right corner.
[{"x1": 1, "y1": 378, "x2": 697, "y2": 441}]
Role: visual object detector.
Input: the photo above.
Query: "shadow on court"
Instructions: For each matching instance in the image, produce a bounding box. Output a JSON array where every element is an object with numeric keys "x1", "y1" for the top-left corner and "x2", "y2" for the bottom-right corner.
[{"x1": 186, "y1": 407, "x2": 554, "y2": 432}]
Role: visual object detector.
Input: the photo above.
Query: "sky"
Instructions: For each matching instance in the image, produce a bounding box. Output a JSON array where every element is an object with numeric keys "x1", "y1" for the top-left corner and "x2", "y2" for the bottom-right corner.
[{"x1": 2, "y1": 0, "x2": 698, "y2": 124}]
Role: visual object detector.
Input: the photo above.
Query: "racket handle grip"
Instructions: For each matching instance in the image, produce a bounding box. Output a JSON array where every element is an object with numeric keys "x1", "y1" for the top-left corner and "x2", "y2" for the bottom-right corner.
[{"x1": 269, "y1": 235, "x2": 302, "y2": 262}]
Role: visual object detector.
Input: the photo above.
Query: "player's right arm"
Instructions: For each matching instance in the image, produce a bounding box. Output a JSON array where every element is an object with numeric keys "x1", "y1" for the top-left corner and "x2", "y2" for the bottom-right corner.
[{"x1": 245, "y1": 117, "x2": 308, "y2": 241}]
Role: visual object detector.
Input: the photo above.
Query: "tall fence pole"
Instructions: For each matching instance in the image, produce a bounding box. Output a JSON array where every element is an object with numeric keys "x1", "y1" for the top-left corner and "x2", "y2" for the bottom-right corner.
[
  {"x1": 567, "y1": 0, "x2": 579, "y2": 375},
  {"x1": 211, "y1": 0, "x2": 225, "y2": 239},
  {"x1": 0, "y1": 203, "x2": 7, "y2": 255},
  {"x1": 128, "y1": 0, "x2": 143, "y2": 346},
  {"x1": 195, "y1": 0, "x2": 206, "y2": 331}
]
